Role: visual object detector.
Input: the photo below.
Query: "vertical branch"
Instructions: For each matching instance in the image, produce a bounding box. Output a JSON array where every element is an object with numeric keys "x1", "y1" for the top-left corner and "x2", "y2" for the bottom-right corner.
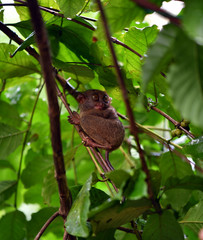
[
  {"x1": 27, "y1": 0, "x2": 72, "y2": 220},
  {"x1": 96, "y1": 0, "x2": 161, "y2": 212}
]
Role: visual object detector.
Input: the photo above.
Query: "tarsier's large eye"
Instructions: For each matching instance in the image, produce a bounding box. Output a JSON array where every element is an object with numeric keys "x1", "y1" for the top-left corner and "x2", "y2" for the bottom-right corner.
[
  {"x1": 92, "y1": 94, "x2": 99, "y2": 101},
  {"x1": 103, "y1": 95, "x2": 109, "y2": 103}
]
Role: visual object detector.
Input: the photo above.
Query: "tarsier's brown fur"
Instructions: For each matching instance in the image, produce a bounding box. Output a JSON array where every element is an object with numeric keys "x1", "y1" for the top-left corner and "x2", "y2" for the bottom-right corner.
[{"x1": 68, "y1": 90, "x2": 125, "y2": 170}]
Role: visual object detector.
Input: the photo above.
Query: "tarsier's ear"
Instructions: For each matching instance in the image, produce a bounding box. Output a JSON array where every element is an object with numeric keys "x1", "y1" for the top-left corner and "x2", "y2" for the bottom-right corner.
[{"x1": 76, "y1": 93, "x2": 86, "y2": 104}]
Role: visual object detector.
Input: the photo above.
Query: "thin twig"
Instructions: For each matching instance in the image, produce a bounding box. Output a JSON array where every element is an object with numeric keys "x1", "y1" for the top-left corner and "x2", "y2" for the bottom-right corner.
[
  {"x1": 96, "y1": 0, "x2": 162, "y2": 213},
  {"x1": 34, "y1": 211, "x2": 60, "y2": 240},
  {"x1": 131, "y1": 0, "x2": 181, "y2": 26},
  {"x1": 151, "y1": 106, "x2": 195, "y2": 138},
  {"x1": 14, "y1": 82, "x2": 44, "y2": 208}
]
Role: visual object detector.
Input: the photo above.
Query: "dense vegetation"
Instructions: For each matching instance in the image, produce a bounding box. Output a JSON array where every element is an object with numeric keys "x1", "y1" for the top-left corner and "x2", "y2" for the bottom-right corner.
[{"x1": 0, "y1": 0, "x2": 203, "y2": 239}]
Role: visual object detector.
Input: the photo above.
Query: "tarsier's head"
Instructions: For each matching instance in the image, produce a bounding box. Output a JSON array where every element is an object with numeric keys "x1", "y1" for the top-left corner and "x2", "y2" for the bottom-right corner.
[{"x1": 76, "y1": 90, "x2": 112, "y2": 112}]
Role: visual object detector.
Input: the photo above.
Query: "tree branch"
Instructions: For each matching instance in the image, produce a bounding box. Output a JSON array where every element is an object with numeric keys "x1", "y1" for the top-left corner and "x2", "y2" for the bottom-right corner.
[
  {"x1": 96, "y1": 0, "x2": 161, "y2": 213},
  {"x1": 27, "y1": 1, "x2": 75, "y2": 239}
]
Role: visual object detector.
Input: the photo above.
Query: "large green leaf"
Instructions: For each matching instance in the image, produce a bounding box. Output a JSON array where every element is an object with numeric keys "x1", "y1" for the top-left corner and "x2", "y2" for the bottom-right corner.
[
  {"x1": 89, "y1": 198, "x2": 151, "y2": 234},
  {"x1": 0, "y1": 211, "x2": 27, "y2": 240},
  {"x1": 167, "y1": 30, "x2": 203, "y2": 128},
  {"x1": 65, "y1": 174, "x2": 93, "y2": 237},
  {"x1": 124, "y1": 25, "x2": 158, "y2": 83},
  {"x1": 104, "y1": 0, "x2": 144, "y2": 34},
  {"x1": 0, "y1": 44, "x2": 40, "y2": 79},
  {"x1": 183, "y1": 0, "x2": 203, "y2": 45},
  {"x1": 143, "y1": 210, "x2": 184, "y2": 240},
  {"x1": 0, "y1": 100, "x2": 22, "y2": 127},
  {"x1": 142, "y1": 24, "x2": 178, "y2": 91},
  {"x1": 181, "y1": 200, "x2": 203, "y2": 236},
  {"x1": 159, "y1": 151, "x2": 193, "y2": 185},
  {"x1": 21, "y1": 150, "x2": 53, "y2": 188},
  {"x1": 0, "y1": 123, "x2": 24, "y2": 160},
  {"x1": 0, "y1": 180, "x2": 17, "y2": 204},
  {"x1": 165, "y1": 176, "x2": 203, "y2": 191},
  {"x1": 56, "y1": 0, "x2": 85, "y2": 18}
]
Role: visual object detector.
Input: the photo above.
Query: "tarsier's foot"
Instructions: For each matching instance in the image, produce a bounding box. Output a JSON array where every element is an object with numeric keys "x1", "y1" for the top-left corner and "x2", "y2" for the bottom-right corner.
[{"x1": 82, "y1": 136, "x2": 110, "y2": 149}]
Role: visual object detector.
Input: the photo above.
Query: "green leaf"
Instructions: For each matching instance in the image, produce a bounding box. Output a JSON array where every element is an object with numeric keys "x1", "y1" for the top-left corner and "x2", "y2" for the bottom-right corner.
[
  {"x1": 106, "y1": 169, "x2": 131, "y2": 188},
  {"x1": 65, "y1": 174, "x2": 93, "y2": 237},
  {"x1": 124, "y1": 25, "x2": 158, "y2": 81},
  {"x1": 0, "y1": 100, "x2": 22, "y2": 127},
  {"x1": 181, "y1": 200, "x2": 203, "y2": 236},
  {"x1": 0, "y1": 0, "x2": 4, "y2": 22},
  {"x1": 42, "y1": 167, "x2": 57, "y2": 205},
  {"x1": 21, "y1": 150, "x2": 53, "y2": 188},
  {"x1": 0, "y1": 160, "x2": 16, "y2": 171},
  {"x1": 11, "y1": 32, "x2": 35, "y2": 57},
  {"x1": 165, "y1": 176, "x2": 203, "y2": 191},
  {"x1": 142, "y1": 24, "x2": 178, "y2": 91},
  {"x1": 143, "y1": 210, "x2": 184, "y2": 240},
  {"x1": 0, "y1": 123, "x2": 24, "y2": 159},
  {"x1": 159, "y1": 151, "x2": 193, "y2": 185},
  {"x1": 56, "y1": 0, "x2": 85, "y2": 18},
  {"x1": 163, "y1": 189, "x2": 192, "y2": 211},
  {"x1": 183, "y1": 0, "x2": 203, "y2": 45},
  {"x1": 53, "y1": 59, "x2": 95, "y2": 84},
  {"x1": 0, "y1": 211, "x2": 27, "y2": 240},
  {"x1": 0, "y1": 180, "x2": 17, "y2": 204},
  {"x1": 184, "y1": 136, "x2": 203, "y2": 159},
  {"x1": 167, "y1": 30, "x2": 203, "y2": 128},
  {"x1": 0, "y1": 43, "x2": 40, "y2": 79},
  {"x1": 104, "y1": 0, "x2": 144, "y2": 34},
  {"x1": 89, "y1": 198, "x2": 151, "y2": 234}
]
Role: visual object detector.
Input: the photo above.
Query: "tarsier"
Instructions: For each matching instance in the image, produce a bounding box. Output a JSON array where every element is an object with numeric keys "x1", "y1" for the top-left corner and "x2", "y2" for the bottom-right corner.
[{"x1": 68, "y1": 89, "x2": 125, "y2": 171}]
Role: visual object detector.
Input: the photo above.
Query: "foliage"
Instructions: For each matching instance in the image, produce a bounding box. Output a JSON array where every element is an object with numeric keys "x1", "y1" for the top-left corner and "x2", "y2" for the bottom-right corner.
[{"x1": 0, "y1": 0, "x2": 203, "y2": 239}]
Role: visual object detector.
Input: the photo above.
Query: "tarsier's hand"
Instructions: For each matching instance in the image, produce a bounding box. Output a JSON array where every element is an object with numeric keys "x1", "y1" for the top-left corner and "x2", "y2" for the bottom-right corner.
[{"x1": 68, "y1": 111, "x2": 80, "y2": 125}]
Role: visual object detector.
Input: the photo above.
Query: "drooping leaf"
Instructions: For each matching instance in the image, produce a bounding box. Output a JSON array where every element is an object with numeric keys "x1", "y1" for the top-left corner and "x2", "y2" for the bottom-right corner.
[
  {"x1": 0, "y1": 123, "x2": 24, "y2": 159},
  {"x1": 0, "y1": 44, "x2": 40, "y2": 79},
  {"x1": 0, "y1": 211, "x2": 27, "y2": 240},
  {"x1": 183, "y1": 0, "x2": 203, "y2": 45},
  {"x1": 53, "y1": 59, "x2": 95, "y2": 84},
  {"x1": 143, "y1": 210, "x2": 184, "y2": 240},
  {"x1": 11, "y1": 31, "x2": 35, "y2": 57},
  {"x1": 184, "y1": 136, "x2": 203, "y2": 159},
  {"x1": 56, "y1": 0, "x2": 85, "y2": 18},
  {"x1": 89, "y1": 198, "x2": 151, "y2": 234},
  {"x1": 167, "y1": 30, "x2": 203, "y2": 128},
  {"x1": 65, "y1": 174, "x2": 93, "y2": 237},
  {"x1": 181, "y1": 200, "x2": 203, "y2": 236},
  {"x1": 0, "y1": 180, "x2": 17, "y2": 204}
]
